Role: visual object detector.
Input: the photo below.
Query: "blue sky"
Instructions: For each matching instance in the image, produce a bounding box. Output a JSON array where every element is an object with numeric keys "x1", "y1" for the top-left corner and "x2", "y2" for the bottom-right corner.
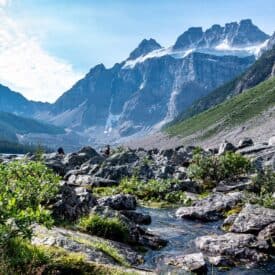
[{"x1": 0, "y1": 0, "x2": 274, "y2": 102}]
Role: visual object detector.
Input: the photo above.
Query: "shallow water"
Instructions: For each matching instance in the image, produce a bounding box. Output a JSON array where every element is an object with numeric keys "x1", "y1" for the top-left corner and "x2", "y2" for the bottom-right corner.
[{"x1": 138, "y1": 207, "x2": 275, "y2": 274}]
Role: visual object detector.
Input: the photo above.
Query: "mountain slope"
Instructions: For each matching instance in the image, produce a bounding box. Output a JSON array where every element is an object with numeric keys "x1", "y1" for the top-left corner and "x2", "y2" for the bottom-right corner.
[
  {"x1": 169, "y1": 45, "x2": 275, "y2": 124},
  {"x1": 0, "y1": 111, "x2": 65, "y2": 143},
  {"x1": 0, "y1": 84, "x2": 50, "y2": 117},
  {"x1": 165, "y1": 77, "x2": 275, "y2": 140}
]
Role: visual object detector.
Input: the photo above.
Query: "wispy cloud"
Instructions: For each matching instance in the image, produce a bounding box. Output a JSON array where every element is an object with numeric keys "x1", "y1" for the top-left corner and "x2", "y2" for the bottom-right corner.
[
  {"x1": 0, "y1": 7, "x2": 83, "y2": 103},
  {"x1": 0, "y1": 0, "x2": 10, "y2": 7}
]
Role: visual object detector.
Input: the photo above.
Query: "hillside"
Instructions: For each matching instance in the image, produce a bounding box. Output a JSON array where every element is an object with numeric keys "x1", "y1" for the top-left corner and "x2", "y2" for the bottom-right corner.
[
  {"x1": 169, "y1": 45, "x2": 275, "y2": 125},
  {"x1": 0, "y1": 111, "x2": 65, "y2": 143},
  {"x1": 165, "y1": 77, "x2": 275, "y2": 141}
]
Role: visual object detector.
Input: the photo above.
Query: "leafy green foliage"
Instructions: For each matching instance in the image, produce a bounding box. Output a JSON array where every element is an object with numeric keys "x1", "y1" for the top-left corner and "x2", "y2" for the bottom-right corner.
[
  {"x1": 247, "y1": 169, "x2": 275, "y2": 209},
  {"x1": 0, "y1": 160, "x2": 60, "y2": 245},
  {"x1": 187, "y1": 151, "x2": 251, "y2": 189},
  {"x1": 78, "y1": 214, "x2": 129, "y2": 242},
  {"x1": 165, "y1": 77, "x2": 275, "y2": 139},
  {"x1": 93, "y1": 176, "x2": 191, "y2": 206}
]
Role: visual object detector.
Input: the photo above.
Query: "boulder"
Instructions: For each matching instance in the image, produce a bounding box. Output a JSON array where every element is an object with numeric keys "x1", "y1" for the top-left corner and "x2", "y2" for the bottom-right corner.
[
  {"x1": 32, "y1": 225, "x2": 142, "y2": 266},
  {"x1": 258, "y1": 222, "x2": 275, "y2": 249},
  {"x1": 230, "y1": 204, "x2": 275, "y2": 233},
  {"x1": 238, "y1": 138, "x2": 254, "y2": 149},
  {"x1": 120, "y1": 210, "x2": 151, "y2": 225},
  {"x1": 195, "y1": 233, "x2": 268, "y2": 266},
  {"x1": 269, "y1": 136, "x2": 275, "y2": 146},
  {"x1": 44, "y1": 153, "x2": 67, "y2": 176},
  {"x1": 98, "y1": 194, "x2": 137, "y2": 210},
  {"x1": 67, "y1": 175, "x2": 118, "y2": 187},
  {"x1": 94, "y1": 165, "x2": 130, "y2": 181},
  {"x1": 52, "y1": 185, "x2": 97, "y2": 221},
  {"x1": 176, "y1": 192, "x2": 243, "y2": 221},
  {"x1": 218, "y1": 141, "x2": 236, "y2": 155},
  {"x1": 106, "y1": 150, "x2": 139, "y2": 166},
  {"x1": 165, "y1": 252, "x2": 206, "y2": 273},
  {"x1": 214, "y1": 177, "x2": 252, "y2": 192},
  {"x1": 91, "y1": 206, "x2": 166, "y2": 249}
]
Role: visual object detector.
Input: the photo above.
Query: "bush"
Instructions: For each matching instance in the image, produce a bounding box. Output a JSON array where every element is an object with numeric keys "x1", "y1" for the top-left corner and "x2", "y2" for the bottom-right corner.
[
  {"x1": 187, "y1": 151, "x2": 251, "y2": 189},
  {"x1": 247, "y1": 169, "x2": 275, "y2": 209},
  {"x1": 0, "y1": 160, "x2": 60, "y2": 245},
  {"x1": 78, "y1": 214, "x2": 129, "y2": 242}
]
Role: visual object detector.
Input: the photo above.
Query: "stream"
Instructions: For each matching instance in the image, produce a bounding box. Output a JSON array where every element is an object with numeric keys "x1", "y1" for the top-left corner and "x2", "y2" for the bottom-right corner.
[{"x1": 138, "y1": 207, "x2": 275, "y2": 274}]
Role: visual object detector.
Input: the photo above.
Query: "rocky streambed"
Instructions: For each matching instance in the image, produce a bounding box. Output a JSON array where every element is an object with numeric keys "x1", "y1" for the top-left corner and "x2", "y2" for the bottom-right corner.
[{"x1": 2, "y1": 137, "x2": 275, "y2": 274}]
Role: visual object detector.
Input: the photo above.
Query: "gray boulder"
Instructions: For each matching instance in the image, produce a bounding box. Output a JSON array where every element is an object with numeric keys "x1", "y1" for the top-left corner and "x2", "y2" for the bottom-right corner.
[
  {"x1": 230, "y1": 204, "x2": 275, "y2": 233},
  {"x1": 176, "y1": 192, "x2": 243, "y2": 221},
  {"x1": 238, "y1": 137, "x2": 254, "y2": 149},
  {"x1": 195, "y1": 233, "x2": 268, "y2": 266},
  {"x1": 165, "y1": 252, "x2": 206, "y2": 273},
  {"x1": 98, "y1": 194, "x2": 137, "y2": 210},
  {"x1": 218, "y1": 141, "x2": 236, "y2": 155},
  {"x1": 53, "y1": 185, "x2": 97, "y2": 221},
  {"x1": 67, "y1": 174, "x2": 118, "y2": 187},
  {"x1": 258, "y1": 222, "x2": 275, "y2": 248},
  {"x1": 32, "y1": 225, "x2": 142, "y2": 266}
]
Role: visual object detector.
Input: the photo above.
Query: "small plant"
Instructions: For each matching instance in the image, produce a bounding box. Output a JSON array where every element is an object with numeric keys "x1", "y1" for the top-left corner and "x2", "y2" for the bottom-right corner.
[{"x1": 78, "y1": 214, "x2": 129, "y2": 242}]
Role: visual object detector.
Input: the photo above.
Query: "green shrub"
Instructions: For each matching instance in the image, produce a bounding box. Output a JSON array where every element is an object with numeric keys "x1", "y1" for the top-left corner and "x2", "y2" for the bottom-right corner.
[
  {"x1": 78, "y1": 214, "x2": 129, "y2": 242},
  {"x1": 93, "y1": 177, "x2": 192, "y2": 206},
  {"x1": 247, "y1": 169, "x2": 275, "y2": 209},
  {"x1": 187, "y1": 151, "x2": 251, "y2": 189},
  {"x1": 0, "y1": 160, "x2": 60, "y2": 245}
]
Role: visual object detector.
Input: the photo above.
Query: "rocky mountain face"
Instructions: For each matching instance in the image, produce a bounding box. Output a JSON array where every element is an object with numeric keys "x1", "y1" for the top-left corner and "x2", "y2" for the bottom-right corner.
[
  {"x1": 0, "y1": 19, "x2": 272, "y2": 148},
  {"x1": 173, "y1": 19, "x2": 269, "y2": 50},
  {"x1": 43, "y1": 19, "x2": 270, "y2": 146}
]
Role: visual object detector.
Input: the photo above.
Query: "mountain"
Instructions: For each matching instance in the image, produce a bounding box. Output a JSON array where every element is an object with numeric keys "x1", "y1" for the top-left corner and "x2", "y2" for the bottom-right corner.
[
  {"x1": 0, "y1": 84, "x2": 50, "y2": 117},
  {"x1": 173, "y1": 19, "x2": 269, "y2": 50},
  {"x1": 0, "y1": 19, "x2": 271, "y2": 147},
  {"x1": 169, "y1": 45, "x2": 275, "y2": 124},
  {"x1": 40, "y1": 19, "x2": 269, "y2": 146},
  {"x1": 0, "y1": 111, "x2": 65, "y2": 143},
  {"x1": 165, "y1": 76, "x2": 275, "y2": 144}
]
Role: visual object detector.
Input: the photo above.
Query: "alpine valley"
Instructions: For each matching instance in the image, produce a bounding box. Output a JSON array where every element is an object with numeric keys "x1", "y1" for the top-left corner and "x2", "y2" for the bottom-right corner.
[{"x1": 0, "y1": 19, "x2": 274, "y2": 150}]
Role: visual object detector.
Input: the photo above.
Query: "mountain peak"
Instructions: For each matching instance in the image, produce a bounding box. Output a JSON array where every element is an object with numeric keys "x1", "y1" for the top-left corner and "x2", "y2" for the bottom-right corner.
[
  {"x1": 128, "y1": 38, "x2": 162, "y2": 60},
  {"x1": 173, "y1": 19, "x2": 269, "y2": 50},
  {"x1": 173, "y1": 27, "x2": 203, "y2": 50}
]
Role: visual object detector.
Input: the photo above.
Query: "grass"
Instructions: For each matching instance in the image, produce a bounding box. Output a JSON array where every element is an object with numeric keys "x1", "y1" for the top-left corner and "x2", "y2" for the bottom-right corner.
[
  {"x1": 0, "y1": 238, "x2": 135, "y2": 275},
  {"x1": 165, "y1": 77, "x2": 275, "y2": 139},
  {"x1": 78, "y1": 214, "x2": 130, "y2": 242},
  {"x1": 72, "y1": 236, "x2": 131, "y2": 267}
]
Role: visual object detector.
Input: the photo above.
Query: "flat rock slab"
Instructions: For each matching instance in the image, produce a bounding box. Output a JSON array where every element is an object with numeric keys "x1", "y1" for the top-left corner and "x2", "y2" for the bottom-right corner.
[
  {"x1": 176, "y1": 192, "x2": 243, "y2": 221},
  {"x1": 230, "y1": 204, "x2": 275, "y2": 233},
  {"x1": 32, "y1": 225, "x2": 143, "y2": 266},
  {"x1": 195, "y1": 233, "x2": 268, "y2": 266},
  {"x1": 165, "y1": 252, "x2": 206, "y2": 273}
]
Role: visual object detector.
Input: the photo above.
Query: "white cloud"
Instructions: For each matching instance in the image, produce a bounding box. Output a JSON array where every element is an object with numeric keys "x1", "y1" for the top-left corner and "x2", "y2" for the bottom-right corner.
[
  {"x1": 0, "y1": 10, "x2": 83, "y2": 102},
  {"x1": 0, "y1": 0, "x2": 10, "y2": 7}
]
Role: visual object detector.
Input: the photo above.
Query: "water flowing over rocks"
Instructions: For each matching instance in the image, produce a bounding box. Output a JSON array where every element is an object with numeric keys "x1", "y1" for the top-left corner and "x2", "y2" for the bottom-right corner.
[{"x1": 3, "y1": 137, "x2": 273, "y2": 273}]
